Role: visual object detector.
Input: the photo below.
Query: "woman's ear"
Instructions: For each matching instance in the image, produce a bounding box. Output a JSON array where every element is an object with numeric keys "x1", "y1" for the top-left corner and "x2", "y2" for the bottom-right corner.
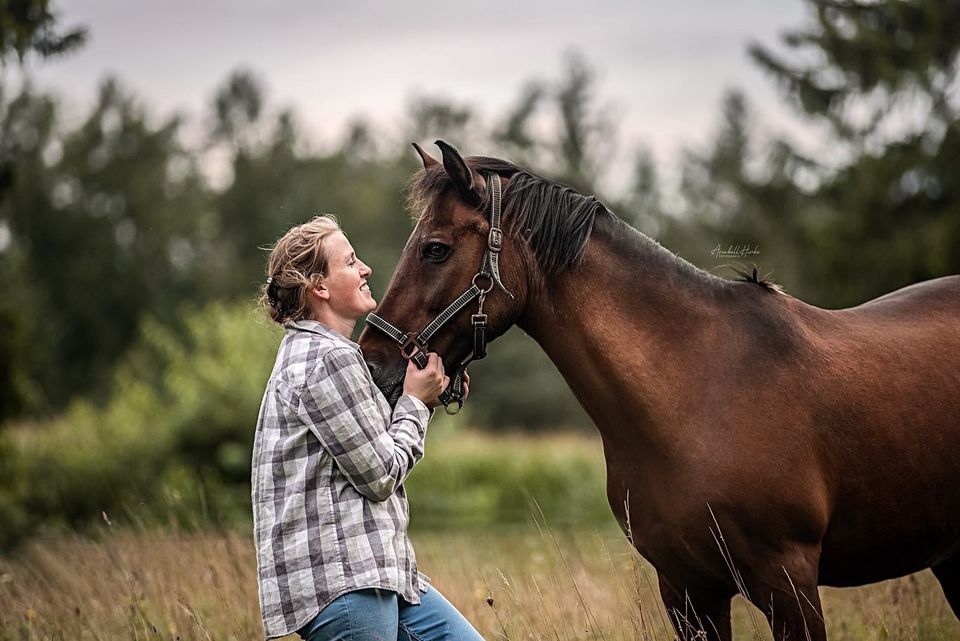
[{"x1": 310, "y1": 275, "x2": 330, "y2": 301}]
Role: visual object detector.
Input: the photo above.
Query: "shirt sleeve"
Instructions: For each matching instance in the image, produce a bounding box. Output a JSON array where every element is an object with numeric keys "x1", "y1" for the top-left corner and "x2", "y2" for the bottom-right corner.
[{"x1": 297, "y1": 346, "x2": 431, "y2": 502}]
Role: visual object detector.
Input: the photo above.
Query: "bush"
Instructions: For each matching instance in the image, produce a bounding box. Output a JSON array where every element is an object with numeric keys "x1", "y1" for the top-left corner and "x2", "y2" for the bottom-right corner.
[
  {"x1": 0, "y1": 301, "x2": 614, "y2": 550},
  {"x1": 1, "y1": 301, "x2": 281, "y2": 548},
  {"x1": 406, "y1": 430, "x2": 612, "y2": 530}
]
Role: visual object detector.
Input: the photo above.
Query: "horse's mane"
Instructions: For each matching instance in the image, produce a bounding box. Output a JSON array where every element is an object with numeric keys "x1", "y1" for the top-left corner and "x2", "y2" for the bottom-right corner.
[
  {"x1": 407, "y1": 156, "x2": 607, "y2": 274},
  {"x1": 407, "y1": 155, "x2": 780, "y2": 292}
]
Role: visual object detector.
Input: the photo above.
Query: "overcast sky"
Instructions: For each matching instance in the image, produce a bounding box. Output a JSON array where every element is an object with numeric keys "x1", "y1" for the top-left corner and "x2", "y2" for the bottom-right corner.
[{"x1": 14, "y1": 0, "x2": 816, "y2": 184}]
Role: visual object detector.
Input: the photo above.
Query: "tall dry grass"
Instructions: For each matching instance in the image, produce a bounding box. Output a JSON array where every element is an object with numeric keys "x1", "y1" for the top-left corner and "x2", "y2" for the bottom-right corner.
[{"x1": 1, "y1": 525, "x2": 958, "y2": 641}]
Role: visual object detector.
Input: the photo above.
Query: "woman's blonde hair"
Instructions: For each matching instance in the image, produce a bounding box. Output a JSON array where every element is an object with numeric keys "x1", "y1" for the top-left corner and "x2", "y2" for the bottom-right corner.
[{"x1": 260, "y1": 215, "x2": 342, "y2": 324}]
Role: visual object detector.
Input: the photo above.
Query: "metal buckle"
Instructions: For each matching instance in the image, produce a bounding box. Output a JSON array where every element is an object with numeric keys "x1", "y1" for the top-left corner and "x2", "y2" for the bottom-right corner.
[
  {"x1": 488, "y1": 228, "x2": 503, "y2": 251},
  {"x1": 399, "y1": 335, "x2": 426, "y2": 361}
]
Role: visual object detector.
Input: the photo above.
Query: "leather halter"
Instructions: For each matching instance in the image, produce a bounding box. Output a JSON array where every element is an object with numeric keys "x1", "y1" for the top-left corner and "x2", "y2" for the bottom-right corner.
[{"x1": 365, "y1": 174, "x2": 512, "y2": 414}]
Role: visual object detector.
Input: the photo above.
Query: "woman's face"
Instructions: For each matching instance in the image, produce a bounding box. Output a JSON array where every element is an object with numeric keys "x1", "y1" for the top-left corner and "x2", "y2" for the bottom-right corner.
[{"x1": 320, "y1": 231, "x2": 377, "y2": 320}]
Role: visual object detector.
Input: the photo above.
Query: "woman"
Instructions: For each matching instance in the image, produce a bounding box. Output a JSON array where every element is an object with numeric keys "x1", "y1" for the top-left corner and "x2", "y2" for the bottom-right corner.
[{"x1": 252, "y1": 215, "x2": 484, "y2": 641}]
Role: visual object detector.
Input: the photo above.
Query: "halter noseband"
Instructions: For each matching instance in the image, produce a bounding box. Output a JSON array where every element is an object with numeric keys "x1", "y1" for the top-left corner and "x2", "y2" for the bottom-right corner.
[{"x1": 365, "y1": 174, "x2": 512, "y2": 415}]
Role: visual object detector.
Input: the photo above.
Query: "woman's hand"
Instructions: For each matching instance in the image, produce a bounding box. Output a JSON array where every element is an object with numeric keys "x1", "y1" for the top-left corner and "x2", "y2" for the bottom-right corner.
[{"x1": 402, "y1": 353, "x2": 449, "y2": 407}]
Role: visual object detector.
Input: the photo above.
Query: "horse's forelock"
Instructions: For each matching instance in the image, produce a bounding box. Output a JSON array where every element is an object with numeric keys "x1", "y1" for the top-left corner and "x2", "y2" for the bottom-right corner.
[{"x1": 406, "y1": 156, "x2": 522, "y2": 219}]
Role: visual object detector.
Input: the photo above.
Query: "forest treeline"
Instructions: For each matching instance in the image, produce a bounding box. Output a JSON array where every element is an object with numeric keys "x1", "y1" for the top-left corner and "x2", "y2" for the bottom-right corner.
[{"x1": 0, "y1": 1, "x2": 958, "y2": 545}]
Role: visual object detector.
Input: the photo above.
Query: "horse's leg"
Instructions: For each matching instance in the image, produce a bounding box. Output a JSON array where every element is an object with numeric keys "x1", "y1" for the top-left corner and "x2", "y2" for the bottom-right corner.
[
  {"x1": 932, "y1": 555, "x2": 960, "y2": 619},
  {"x1": 742, "y1": 548, "x2": 826, "y2": 641},
  {"x1": 657, "y1": 573, "x2": 732, "y2": 641}
]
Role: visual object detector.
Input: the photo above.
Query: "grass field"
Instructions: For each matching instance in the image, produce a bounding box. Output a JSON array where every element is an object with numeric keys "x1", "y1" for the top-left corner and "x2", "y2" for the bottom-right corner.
[{"x1": 2, "y1": 525, "x2": 958, "y2": 641}]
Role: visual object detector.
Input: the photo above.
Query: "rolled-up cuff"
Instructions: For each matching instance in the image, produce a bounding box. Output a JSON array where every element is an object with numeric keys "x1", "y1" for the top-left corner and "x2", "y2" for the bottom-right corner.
[{"x1": 395, "y1": 395, "x2": 431, "y2": 429}]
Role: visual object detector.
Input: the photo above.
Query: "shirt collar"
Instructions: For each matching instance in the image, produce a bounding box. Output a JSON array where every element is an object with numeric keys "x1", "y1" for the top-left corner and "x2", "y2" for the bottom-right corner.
[{"x1": 285, "y1": 319, "x2": 361, "y2": 351}]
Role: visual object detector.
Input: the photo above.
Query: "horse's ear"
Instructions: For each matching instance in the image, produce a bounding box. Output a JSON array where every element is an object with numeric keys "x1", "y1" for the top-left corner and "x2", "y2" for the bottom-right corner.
[
  {"x1": 435, "y1": 140, "x2": 483, "y2": 207},
  {"x1": 411, "y1": 142, "x2": 439, "y2": 169}
]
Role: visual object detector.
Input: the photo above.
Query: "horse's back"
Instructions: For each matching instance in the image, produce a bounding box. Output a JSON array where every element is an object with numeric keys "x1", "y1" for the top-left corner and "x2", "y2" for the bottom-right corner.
[
  {"x1": 851, "y1": 274, "x2": 960, "y2": 315},
  {"x1": 818, "y1": 274, "x2": 960, "y2": 351}
]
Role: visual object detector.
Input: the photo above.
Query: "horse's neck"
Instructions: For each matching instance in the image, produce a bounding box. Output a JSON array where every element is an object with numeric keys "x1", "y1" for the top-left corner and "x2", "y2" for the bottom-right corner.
[{"x1": 517, "y1": 214, "x2": 728, "y2": 452}]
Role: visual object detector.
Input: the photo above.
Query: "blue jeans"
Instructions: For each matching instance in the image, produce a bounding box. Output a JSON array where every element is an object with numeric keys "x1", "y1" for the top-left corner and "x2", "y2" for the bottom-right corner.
[{"x1": 298, "y1": 586, "x2": 485, "y2": 641}]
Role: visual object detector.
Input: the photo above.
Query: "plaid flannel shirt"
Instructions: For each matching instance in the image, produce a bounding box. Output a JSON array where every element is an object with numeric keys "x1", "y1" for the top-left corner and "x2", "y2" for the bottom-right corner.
[{"x1": 251, "y1": 319, "x2": 432, "y2": 640}]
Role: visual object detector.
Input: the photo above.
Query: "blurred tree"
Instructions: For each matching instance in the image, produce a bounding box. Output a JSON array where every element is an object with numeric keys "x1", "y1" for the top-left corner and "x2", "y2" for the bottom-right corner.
[
  {"x1": 209, "y1": 76, "x2": 418, "y2": 302},
  {"x1": 657, "y1": 0, "x2": 960, "y2": 308},
  {"x1": 624, "y1": 146, "x2": 663, "y2": 228},
  {"x1": 492, "y1": 80, "x2": 545, "y2": 168},
  {"x1": 0, "y1": 1, "x2": 86, "y2": 420},
  {"x1": 552, "y1": 54, "x2": 614, "y2": 193},
  {"x1": 0, "y1": 0, "x2": 85, "y2": 212},
  {"x1": 209, "y1": 68, "x2": 264, "y2": 153},
  {"x1": 744, "y1": 0, "x2": 960, "y2": 307},
  {"x1": 0, "y1": 86, "x2": 56, "y2": 419},
  {"x1": 339, "y1": 117, "x2": 380, "y2": 162},
  {"x1": 0, "y1": 79, "x2": 209, "y2": 418},
  {"x1": 750, "y1": 0, "x2": 960, "y2": 147},
  {"x1": 660, "y1": 91, "x2": 809, "y2": 295},
  {"x1": 405, "y1": 94, "x2": 477, "y2": 151},
  {"x1": 0, "y1": 0, "x2": 85, "y2": 63}
]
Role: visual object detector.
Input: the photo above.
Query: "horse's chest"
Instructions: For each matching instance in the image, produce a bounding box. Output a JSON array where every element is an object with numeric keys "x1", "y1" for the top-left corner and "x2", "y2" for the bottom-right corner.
[{"x1": 603, "y1": 457, "x2": 676, "y2": 548}]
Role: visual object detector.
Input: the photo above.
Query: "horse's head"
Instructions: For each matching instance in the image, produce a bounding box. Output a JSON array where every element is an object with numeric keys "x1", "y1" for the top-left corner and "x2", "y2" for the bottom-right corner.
[{"x1": 358, "y1": 141, "x2": 534, "y2": 407}]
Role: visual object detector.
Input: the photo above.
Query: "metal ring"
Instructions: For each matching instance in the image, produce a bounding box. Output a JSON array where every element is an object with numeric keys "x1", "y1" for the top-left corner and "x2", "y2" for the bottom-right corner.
[
  {"x1": 472, "y1": 273, "x2": 494, "y2": 294},
  {"x1": 443, "y1": 400, "x2": 463, "y2": 415}
]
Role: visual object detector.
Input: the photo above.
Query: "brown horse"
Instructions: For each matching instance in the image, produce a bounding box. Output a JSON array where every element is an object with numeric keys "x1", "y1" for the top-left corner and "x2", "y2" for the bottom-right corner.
[{"x1": 357, "y1": 141, "x2": 960, "y2": 641}]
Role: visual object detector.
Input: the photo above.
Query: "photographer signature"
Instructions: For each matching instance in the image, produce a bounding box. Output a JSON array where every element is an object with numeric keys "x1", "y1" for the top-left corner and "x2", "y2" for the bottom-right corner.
[{"x1": 710, "y1": 243, "x2": 760, "y2": 259}]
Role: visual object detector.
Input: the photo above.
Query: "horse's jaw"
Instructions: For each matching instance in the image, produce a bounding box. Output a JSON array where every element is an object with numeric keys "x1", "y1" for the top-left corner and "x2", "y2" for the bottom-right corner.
[{"x1": 366, "y1": 361, "x2": 405, "y2": 409}]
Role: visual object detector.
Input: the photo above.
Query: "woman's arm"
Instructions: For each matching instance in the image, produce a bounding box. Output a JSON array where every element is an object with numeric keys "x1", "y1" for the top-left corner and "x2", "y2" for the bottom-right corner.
[{"x1": 297, "y1": 346, "x2": 430, "y2": 502}]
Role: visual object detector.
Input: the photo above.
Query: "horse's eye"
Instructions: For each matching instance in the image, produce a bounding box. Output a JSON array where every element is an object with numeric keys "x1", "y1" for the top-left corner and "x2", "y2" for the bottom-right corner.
[{"x1": 422, "y1": 242, "x2": 452, "y2": 263}]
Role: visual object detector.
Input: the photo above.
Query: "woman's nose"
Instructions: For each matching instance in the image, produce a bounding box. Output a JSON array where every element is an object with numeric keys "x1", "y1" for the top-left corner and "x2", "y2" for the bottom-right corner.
[{"x1": 360, "y1": 261, "x2": 372, "y2": 277}]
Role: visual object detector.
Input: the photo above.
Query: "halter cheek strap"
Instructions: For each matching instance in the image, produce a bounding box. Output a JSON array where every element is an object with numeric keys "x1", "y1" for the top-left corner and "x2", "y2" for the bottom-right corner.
[{"x1": 365, "y1": 174, "x2": 510, "y2": 414}]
